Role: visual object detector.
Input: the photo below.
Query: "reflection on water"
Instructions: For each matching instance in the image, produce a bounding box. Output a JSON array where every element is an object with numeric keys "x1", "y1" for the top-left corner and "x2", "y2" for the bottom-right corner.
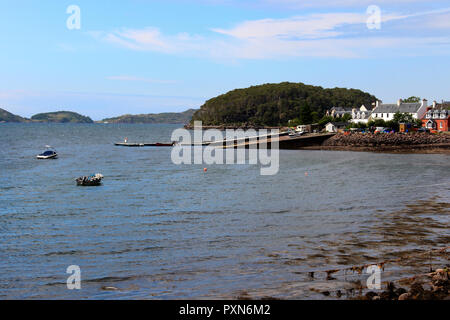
[{"x1": 0, "y1": 124, "x2": 449, "y2": 299}]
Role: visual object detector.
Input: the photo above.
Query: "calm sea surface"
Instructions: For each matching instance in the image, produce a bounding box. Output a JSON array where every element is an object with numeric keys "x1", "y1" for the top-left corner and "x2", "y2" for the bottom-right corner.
[{"x1": 0, "y1": 123, "x2": 449, "y2": 299}]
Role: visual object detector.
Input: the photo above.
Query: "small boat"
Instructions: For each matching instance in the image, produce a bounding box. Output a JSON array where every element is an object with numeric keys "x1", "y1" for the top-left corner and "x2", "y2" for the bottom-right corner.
[
  {"x1": 37, "y1": 146, "x2": 58, "y2": 159},
  {"x1": 114, "y1": 142, "x2": 175, "y2": 147},
  {"x1": 76, "y1": 173, "x2": 104, "y2": 186}
]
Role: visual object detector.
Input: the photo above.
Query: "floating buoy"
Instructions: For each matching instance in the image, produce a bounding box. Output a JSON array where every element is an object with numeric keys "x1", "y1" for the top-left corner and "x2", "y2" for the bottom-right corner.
[
  {"x1": 204, "y1": 168, "x2": 207, "y2": 172},
  {"x1": 305, "y1": 172, "x2": 308, "y2": 176}
]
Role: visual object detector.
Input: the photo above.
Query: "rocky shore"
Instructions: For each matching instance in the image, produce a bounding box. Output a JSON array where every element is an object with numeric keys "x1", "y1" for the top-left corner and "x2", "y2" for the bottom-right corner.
[
  {"x1": 361, "y1": 268, "x2": 450, "y2": 300},
  {"x1": 318, "y1": 132, "x2": 450, "y2": 153}
]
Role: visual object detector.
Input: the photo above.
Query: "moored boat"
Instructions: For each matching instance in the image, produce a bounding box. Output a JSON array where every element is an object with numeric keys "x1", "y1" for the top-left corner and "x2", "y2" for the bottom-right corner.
[
  {"x1": 114, "y1": 141, "x2": 175, "y2": 147},
  {"x1": 36, "y1": 146, "x2": 58, "y2": 159},
  {"x1": 76, "y1": 173, "x2": 104, "y2": 186}
]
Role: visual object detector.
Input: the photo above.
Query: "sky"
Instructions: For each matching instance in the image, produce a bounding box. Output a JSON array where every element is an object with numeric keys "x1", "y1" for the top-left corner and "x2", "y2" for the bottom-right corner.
[{"x1": 0, "y1": 0, "x2": 449, "y2": 120}]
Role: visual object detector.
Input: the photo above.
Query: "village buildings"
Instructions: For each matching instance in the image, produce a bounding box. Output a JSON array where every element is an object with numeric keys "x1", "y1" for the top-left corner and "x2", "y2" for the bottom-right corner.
[
  {"x1": 370, "y1": 99, "x2": 428, "y2": 121},
  {"x1": 422, "y1": 101, "x2": 450, "y2": 132}
]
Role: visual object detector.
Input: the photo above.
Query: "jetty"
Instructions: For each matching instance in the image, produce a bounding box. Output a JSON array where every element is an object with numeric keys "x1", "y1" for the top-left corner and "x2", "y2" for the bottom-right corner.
[
  {"x1": 181, "y1": 132, "x2": 336, "y2": 149},
  {"x1": 114, "y1": 132, "x2": 336, "y2": 149}
]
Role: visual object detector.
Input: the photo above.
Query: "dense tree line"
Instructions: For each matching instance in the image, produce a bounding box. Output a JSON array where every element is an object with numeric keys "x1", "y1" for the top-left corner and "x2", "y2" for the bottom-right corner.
[
  {"x1": 191, "y1": 82, "x2": 377, "y2": 126},
  {"x1": 31, "y1": 111, "x2": 93, "y2": 123},
  {"x1": 0, "y1": 108, "x2": 28, "y2": 122},
  {"x1": 100, "y1": 109, "x2": 196, "y2": 124}
]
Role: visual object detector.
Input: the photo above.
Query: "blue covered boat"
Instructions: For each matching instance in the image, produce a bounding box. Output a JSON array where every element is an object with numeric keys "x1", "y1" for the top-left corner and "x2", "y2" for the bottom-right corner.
[{"x1": 36, "y1": 146, "x2": 58, "y2": 159}]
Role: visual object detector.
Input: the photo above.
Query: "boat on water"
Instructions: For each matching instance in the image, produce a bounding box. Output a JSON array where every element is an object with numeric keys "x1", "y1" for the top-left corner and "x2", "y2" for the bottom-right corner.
[
  {"x1": 76, "y1": 173, "x2": 104, "y2": 186},
  {"x1": 36, "y1": 146, "x2": 58, "y2": 159},
  {"x1": 114, "y1": 141, "x2": 176, "y2": 147}
]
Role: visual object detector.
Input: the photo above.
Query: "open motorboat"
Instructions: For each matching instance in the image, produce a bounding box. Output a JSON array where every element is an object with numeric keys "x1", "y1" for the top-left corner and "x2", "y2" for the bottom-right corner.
[
  {"x1": 36, "y1": 146, "x2": 58, "y2": 159},
  {"x1": 76, "y1": 173, "x2": 104, "y2": 186}
]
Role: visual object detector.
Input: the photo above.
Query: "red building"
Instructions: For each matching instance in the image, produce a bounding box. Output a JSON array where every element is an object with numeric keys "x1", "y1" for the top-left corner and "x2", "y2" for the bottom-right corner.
[{"x1": 422, "y1": 101, "x2": 450, "y2": 132}]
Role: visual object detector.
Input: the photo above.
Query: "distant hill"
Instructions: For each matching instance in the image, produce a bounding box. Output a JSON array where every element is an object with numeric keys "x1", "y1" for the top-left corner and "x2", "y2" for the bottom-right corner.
[
  {"x1": 99, "y1": 109, "x2": 197, "y2": 124},
  {"x1": 191, "y1": 82, "x2": 377, "y2": 126},
  {"x1": 0, "y1": 108, "x2": 28, "y2": 122},
  {"x1": 31, "y1": 111, "x2": 93, "y2": 123}
]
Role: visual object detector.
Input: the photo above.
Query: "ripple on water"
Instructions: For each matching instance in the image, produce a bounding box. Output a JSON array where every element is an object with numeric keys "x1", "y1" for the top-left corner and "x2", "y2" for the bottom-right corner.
[{"x1": 0, "y1": 124, "x2": 449, "y2": 299}]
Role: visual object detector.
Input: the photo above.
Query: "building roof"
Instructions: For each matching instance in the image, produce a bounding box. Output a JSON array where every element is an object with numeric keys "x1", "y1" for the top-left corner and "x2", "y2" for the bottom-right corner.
[
  {"x1": 373, "y1": 102, "x2": 422, "y2": 114},
  {"x1": 425, "y1": 108, "x2": 449, "y2": 119},
  {"x1": 373, "y1": 104, "x2": 398, "y2": 113},
  {"x1": 332, "y1": 107, "x2": 352, "y2": 111},
  {"x1": 398, "y1": 103, "x2": 422, "y2": 113},
  {"x1": 435, "y1": 102, "x2": 450, "y2": 110}
]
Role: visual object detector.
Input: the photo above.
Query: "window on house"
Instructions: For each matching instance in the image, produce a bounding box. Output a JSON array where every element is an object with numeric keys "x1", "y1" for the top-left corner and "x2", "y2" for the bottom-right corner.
[{"x1": 440, "y1": 122, "x2": 443, "y2": 128}]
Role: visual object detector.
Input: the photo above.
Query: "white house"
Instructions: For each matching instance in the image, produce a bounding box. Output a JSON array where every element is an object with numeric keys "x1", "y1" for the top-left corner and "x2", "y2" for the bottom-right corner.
[
  {"x1": 325, "y1": 122, "x2": 347, "y2": 133},
  {"x1": 327, "y1": 103, "x2": 375, "y2": 124},
  {"x1": 326, "y1": 107, "x2": 352, "y2": 119},
  {"x1": 371, "y1": 99, "x2": 428, "y2": 121},
  {"x1": 351, "y1": 104, "x2": 373, "y2": 124}
]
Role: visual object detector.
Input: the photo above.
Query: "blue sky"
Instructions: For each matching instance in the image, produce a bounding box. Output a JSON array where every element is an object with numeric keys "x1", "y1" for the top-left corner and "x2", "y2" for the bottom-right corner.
[{"x1": 0, "y1": 0, "x2": 449, "y2": 120}]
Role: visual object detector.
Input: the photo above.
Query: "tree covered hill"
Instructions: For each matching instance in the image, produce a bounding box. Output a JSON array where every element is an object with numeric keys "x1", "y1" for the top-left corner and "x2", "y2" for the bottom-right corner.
[
  {"x1": 99, "y1": 109, "x2": 197, "y2": 124},
  {"x1": 31, "y1": 111, "x2": 93, "y2": 123},
  {"x1": 0, "y1": 108, "x2": 29, "y2": 122},
  {"x1": 191, "y1": 82, "x2": 377, "y2": 126}
]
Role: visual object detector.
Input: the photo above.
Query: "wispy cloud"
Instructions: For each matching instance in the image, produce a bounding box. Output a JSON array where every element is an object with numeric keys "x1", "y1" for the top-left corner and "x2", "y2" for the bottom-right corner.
[
  {"x1": 190, "y1": 0, "x2": 445, "y2": 10},
  {"x1": 91, "y1": 7, "x2": 450, "y2": 59},
  {"x1": 106, "y1": 75, "x2": 177, "y2": 84}
]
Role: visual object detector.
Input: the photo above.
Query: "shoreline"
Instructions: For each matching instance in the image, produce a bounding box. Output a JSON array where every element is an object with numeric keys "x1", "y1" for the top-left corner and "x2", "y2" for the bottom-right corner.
[
  {"x1": 315, "y1": 132, "x2": 450, "y2": 154},
  {"x1": 299, "y1": 143, "x2": 450, "y2": 154}
]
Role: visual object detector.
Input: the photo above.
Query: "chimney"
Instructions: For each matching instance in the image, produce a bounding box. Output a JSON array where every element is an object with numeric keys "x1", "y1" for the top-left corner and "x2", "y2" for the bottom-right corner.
[
  {"x1": 376, "y1": 100, "x2": 381, "y2": 108},
  {"x1": 397, "y1": 99, "x2": 402, "y2": 106},
  {"x1": 433, "y1": 101, "x2": 437, "y2": 109},
  {"x1": 422, "y1": 98, "x2": 428, "y2": 108}
]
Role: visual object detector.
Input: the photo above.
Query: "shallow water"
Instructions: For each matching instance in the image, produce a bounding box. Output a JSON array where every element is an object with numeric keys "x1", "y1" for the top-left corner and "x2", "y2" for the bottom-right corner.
[{"x1": 0, "y1": 123, "x2": 449, "y2": 299}]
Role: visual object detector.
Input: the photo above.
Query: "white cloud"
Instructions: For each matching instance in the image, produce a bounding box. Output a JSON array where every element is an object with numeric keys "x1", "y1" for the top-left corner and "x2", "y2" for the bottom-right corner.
[
  {"x1": 212, "y1": 13, "x2": 366, "y2": 40},
  {"x1": 92, "y1": 8, "x2": 450, "y2": 60}
]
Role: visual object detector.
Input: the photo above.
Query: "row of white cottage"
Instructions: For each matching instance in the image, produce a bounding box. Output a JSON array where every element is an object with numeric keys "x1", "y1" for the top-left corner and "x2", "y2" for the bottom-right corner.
[{"x1": 326, "y1": 99, "x2": 429, "y2": 125}]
